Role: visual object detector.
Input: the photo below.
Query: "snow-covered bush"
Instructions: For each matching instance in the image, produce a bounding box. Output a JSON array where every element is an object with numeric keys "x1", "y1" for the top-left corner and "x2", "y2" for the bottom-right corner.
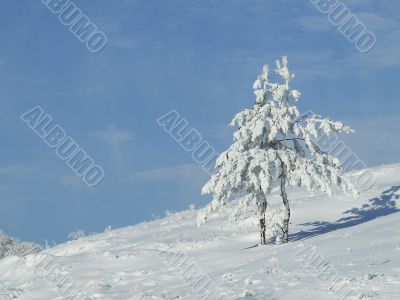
[
  {"x1": 199, "y1": 56, "x2": 358, "y2": 244},
  {"x1": 0, "y1": 231, "x2": 41, "y2": 259},
  {"x1": 67, "y1": 230, "x2": 86, "y2": 240}
]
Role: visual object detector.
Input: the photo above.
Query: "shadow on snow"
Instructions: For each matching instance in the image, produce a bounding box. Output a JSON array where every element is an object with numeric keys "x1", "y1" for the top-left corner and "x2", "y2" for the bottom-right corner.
[{"x1": 290, "y1": 185, "x2": 400, "y2": 242}]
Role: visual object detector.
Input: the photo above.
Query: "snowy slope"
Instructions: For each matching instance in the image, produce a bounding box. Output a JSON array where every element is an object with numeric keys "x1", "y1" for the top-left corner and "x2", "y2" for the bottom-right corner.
[{"x1": 1, "y1": 164, "x2": 400, "y2": 300}]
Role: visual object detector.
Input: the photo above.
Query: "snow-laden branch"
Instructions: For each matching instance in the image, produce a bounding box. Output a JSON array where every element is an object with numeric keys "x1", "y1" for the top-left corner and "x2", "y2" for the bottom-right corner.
[{"x1": 199, "y1": 57, "x2": 359, "y2": 243}]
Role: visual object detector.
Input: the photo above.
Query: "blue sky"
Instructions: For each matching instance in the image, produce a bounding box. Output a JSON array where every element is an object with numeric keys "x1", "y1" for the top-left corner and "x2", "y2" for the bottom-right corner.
[{"x1": 0, "y1": 0, "x2": 399, "y2": 244}]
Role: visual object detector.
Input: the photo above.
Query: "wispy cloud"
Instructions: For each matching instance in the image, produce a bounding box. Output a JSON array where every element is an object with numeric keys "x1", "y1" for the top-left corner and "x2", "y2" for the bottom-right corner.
[
  {"x1": 89, "y1": 125, "x2": 133, "y2": 172},
  {"x1": 295, "y1": 16, "x2": 333, "y2": 32},
  {"x1": 343, "y1": 0, "x2": 377, "y2": 8},
  {"x1": 358, "y1": 13, "x2": 400, "y2": 67},
  {"x1": 126, "y1": 164, "x2": 208, "y2": 185},
  {"x1": 0, "y1": 166, "x2": 32, "y2": 176},
  {"x1": 59, "y1": 173, "x2": 87, "y2": 189},
  {"x1": 126, "y1": 164, "x2": 209, "y2": 198},
  {"x1": 294, "y1": 5, "x2": 400, "y2": 72},
  {"x1": 109, "y1": 36, "x2": 138, "y2": 49},
  {"x1": 127, "y1": 164, "x2": 206, "y2": 181},
  {"x1": 90, "y1": 125, "x2": 133, "y2": 148},
  {"x1": 0, "y1": 166, "x2": 33, "y2": 191}
]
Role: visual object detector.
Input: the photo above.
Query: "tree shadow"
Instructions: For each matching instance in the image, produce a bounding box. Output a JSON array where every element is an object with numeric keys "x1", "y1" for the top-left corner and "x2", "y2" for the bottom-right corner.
[{"x1": 290, "y1": 185, "x2": 400, "y2": 242}]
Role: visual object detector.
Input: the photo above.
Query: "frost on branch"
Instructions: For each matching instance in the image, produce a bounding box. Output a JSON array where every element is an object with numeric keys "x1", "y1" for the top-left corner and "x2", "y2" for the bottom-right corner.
[{"x1": 198, "y1": 57, "x2": 358, "y2": 241}]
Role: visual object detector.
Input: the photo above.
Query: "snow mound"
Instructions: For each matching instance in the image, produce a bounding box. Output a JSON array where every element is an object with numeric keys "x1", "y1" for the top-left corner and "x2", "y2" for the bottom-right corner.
[{"x1": 0, "y1": 163, "x2": 399, "y2": 299}]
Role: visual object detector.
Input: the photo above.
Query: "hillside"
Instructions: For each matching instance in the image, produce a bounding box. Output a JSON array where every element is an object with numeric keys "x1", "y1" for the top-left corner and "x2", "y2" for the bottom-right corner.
[{"x1": 0, "y1": 164, "x2": 399, "y2": 299}]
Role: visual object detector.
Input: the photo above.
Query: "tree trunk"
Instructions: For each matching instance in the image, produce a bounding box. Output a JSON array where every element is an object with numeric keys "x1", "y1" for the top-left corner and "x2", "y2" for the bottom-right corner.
[
  {"x1": 259, "y1": 202, "x2": 267, "y2": 245},
  {"x1": 281, "y1": 165, "x2": 290, "y2": 243}
]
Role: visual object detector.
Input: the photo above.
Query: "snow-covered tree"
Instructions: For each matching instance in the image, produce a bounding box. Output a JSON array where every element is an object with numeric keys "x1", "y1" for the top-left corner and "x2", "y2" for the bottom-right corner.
[{"x1": 199, "y1": 57, "x2": 358, "y2": 245}]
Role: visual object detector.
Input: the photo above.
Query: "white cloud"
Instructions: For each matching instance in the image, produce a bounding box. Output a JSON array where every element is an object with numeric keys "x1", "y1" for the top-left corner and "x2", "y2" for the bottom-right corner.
[
  {"x1": 295, "y1": 16, "x2": 333, "y2": 32},
  {"x1": 90, "y1": 125, "x2": 133, "y2": 148},
  {"x1": 126, "y1": 164, "x2": 208, "y2": 182},
  {"x1": 342, "y1": 0, "x2": 376, "y2": 8},
  {"x1": 295, "y1": 4, "x2": 400, "y2": 71},
  {"x1": 360, "y1": 28, "x2": 400, "y2": 67},
  {"x1": 354, "y1": 12, "x2": 396, "y2": 32},
  {"x1": 59, "y1": 173, "x2": 86, "y2": 189},
  {"x1": 0, "y1": 166, "x2": 32, "y2": 176},
  {"x1": 126, "y1": 164, "x2": 209, "y2": 197},
  {"x1": 0, "y1": 166, "x2": 32, "y2": 191},
  {"x1": 109, "y1": 36, "x2": 138, "y2": 49},
  {"x1": 89, "y1": 125, "x2": 133, "y2": 172}
]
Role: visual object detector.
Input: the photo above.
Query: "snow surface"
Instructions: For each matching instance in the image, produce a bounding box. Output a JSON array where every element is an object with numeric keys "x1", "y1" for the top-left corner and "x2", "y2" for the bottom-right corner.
[{"x1": 1, "y1": 163, "x2": 400, "y2": 299}]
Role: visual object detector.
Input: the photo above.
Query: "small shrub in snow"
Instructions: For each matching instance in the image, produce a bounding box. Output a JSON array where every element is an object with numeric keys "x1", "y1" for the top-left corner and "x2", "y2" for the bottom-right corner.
[
  {"x1": 67, "y1": 230, "x2": 85, "y2": 240},
  {"x1": 0, "y1": 231, "x2": 41, "y2": 259},
  {"x1": 164, "y1": 209, "x2": 175, "y2": 217},
  {"x1": 223, "y1": 272, "x2": 233, "y2": 281},
  {"x1": 242, "y1": 289, "x2": 254, "y2": 297}
]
